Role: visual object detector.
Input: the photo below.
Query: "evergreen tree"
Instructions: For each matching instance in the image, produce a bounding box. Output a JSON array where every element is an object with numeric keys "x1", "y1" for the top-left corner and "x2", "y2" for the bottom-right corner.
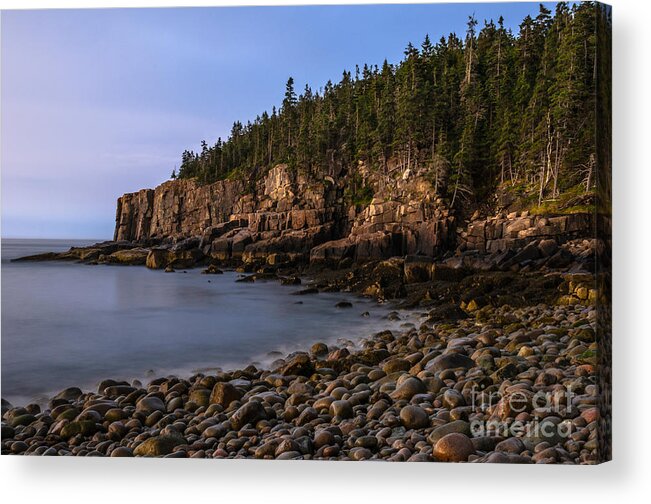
[{"x1": 175, "y1": 3, "x2": 606, "y2": 215}]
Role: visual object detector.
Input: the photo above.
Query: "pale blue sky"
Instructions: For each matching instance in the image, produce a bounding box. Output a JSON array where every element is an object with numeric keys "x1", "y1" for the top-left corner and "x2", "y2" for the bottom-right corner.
[{"x1": 1, "y1": 3, "x2": 555, "y2": 239}]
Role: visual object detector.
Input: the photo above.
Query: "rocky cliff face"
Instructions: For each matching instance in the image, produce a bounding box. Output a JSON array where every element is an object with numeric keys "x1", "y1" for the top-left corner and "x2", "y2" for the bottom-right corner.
[
  {"x1": 114, "y1": 163, "x2": 456, "y2": 264},
  {"x1": 114, "y1": 163, "x2": 597, "y2": 269},
  {"x1": 114, "y1": 178, "x2": 245, "y2": 242},
  {"x1": 460, "y1": 212, "x2": 594, "y2": 253}
]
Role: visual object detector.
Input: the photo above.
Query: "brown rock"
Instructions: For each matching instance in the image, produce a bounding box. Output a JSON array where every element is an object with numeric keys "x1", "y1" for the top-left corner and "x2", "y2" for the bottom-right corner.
[
  {"x1": 329, "y1": 400, "x2": 354, "y2": 419},
  {"x1": 230, "y1": 400, "x2": 267, "y2": 430},
  {"x1": 280, "y1": 353, "x2": 314, "y2": 377},
  {"x1": 433, "y1": 433, "x2": 475, "y2": 462},
  {"x1": 425, "y1": 352, "x2": 475, "y2": 373},
  {"x1": 209, "y1": 382, "x2": 242, "y2": 408},
  {"x1": 399, "y1": 405, "x2": 430, "y2": 429},
  {"x1": 390, "y1": 376, "x2": 426, "y2": 401},
  {"x1": 146, "y1": 248, "x2": 169, "y2": 269}
]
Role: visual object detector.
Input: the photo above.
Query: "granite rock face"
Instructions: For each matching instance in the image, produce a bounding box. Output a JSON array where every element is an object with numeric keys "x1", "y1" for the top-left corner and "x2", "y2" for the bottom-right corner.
[
  {"x1": 114, "y1": 163, "x2": 457, "y2": 264},
  {"x1": 114, "y1": 178, "x2": 244, "y2": 242},
  {"x1": 459, "y1": 212, "x2": 595, "y2": 254},
  {"x1": 113, "y1": 163, "x2": 597, "y2": 268}
]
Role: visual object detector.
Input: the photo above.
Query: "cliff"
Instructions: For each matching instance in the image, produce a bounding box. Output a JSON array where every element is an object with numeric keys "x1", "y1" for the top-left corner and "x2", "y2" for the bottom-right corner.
[
  {"x1": 114, "y1": 162, "x2": 601, "y2": 271},
  {"x1": 114, "y1": 178, "x2": 244, "y2": 242},
  {"x1": 114, "y1": 163, "x2": 458, "y2": 265}
]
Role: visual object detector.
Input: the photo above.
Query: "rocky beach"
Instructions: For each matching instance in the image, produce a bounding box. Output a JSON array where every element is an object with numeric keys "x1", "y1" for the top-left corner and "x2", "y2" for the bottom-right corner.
[
  {"x1": 1, "y1": 277, "x2": 603, "y2": 463},
  {"x1": 2, "y1": 161, "x2": 610, "y2": 462}
]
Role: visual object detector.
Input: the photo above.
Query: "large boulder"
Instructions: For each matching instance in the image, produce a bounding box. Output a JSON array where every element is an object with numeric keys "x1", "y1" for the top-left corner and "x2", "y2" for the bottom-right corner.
[
  {"x1": 104, "y1": 248, "x2": 149, "y2": 265},
  {"x1": 353, "y1": 232, "x2": 396, "y2": 262},
  {"x1": 403, "y1": 256, "x2": 433, "y2": 284},
  {"x1": 430, "y1": 264, "x2": 468, "y2": 282},
  {"x1": 508, "y1": 241, "x2": 541, "y2": 264},
  {"x1": 242, "y1": 226, "x2": 331, "y2": 263},
  {"x1": 146, "y1": 248, "x2": 169, "y2": 269},
  {"x1": 309, "y1": 237, "x2": 355, "y2": 264},
  {"x1": 231, "y1": 230, "x2": 254, "y2": 259},
  {"x1": 167, "y1": 248, "x2": 203, "y2": 268}
]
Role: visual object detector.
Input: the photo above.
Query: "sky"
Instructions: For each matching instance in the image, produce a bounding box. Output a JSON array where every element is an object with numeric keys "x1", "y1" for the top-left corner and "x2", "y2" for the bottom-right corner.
[{"x1": 1, "y1": 2, "x2": 556, "y2": 239}]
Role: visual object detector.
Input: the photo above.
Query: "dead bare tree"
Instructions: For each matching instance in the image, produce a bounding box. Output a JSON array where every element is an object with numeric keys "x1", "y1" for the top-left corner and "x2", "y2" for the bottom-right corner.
[{"x1": 579, "y1": 153, "x2": 596, "y2": 193}]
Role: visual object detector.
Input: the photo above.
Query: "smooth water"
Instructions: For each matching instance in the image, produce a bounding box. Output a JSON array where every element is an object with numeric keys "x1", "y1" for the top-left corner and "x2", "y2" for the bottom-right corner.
[{"x1": 1, "y1": 239, "x2": 409, "y2": 406}]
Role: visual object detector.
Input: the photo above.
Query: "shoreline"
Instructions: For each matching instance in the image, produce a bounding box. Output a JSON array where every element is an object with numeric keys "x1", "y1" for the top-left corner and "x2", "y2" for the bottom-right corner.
[
  {"x1": 1, "y1": 256, "x2": 407, "y2": 407},
  {"x1": 2, "y1": 256, "x2": 603, "y2": 463},
  {"x1": 2, "y1": 287, "x2": 408, "y2": 410}
]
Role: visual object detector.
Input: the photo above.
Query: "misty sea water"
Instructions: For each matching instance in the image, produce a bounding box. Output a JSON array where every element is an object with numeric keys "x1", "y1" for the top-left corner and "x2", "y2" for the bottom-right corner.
[{"x1": 1, "y1": 239, "x2": 405, "y2": 406}]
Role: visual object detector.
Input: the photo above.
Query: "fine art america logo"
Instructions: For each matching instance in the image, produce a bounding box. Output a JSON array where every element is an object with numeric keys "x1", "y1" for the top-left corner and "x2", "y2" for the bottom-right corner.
[{"x1": 468, "y1": 385, "x2": 576, "y2": 440}]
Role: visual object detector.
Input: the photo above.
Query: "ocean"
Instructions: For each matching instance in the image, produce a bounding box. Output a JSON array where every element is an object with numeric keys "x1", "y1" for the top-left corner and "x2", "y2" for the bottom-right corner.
[{"x1": 1, "y1": 238, "x2": 407, "y2": 406}]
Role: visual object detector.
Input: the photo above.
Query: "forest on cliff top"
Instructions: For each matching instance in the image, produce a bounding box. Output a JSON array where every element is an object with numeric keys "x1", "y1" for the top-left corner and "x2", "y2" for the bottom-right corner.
[{"x1": 176, "y1": 2, "x2": 611, "y2": 215}]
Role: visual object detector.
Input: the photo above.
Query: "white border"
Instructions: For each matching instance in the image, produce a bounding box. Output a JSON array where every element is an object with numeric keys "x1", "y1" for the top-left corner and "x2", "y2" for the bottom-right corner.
[{"x1": 1, "y1": 0, "x2": 649, "y2": 502}]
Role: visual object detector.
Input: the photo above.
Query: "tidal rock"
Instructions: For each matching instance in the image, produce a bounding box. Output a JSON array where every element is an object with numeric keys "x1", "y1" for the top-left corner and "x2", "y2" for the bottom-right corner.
[
  {"x1": 310, "y1": 342, "x2": 329, "y2": 357},
  {"x1": 146, "y1": 248, "x2": 169, "y2": 269},
  {"x1": 293, "y1": 287, "x2": 318, "y2": 295},
  {"x1": 107, "y1": 248, "x2": 150, "y2": 265},
  {"x1": 280, "y1": 276, "x2": 302, "y2": 286},
  {"x1": 202, "y1": 264, "x2": 224, "y2": 274},
  {"x1": 280, "y1": 353, "x2": 314, "y2": 377},
  {"x1": 53, "y1": 387, "x2": 84, "y2": 402}
]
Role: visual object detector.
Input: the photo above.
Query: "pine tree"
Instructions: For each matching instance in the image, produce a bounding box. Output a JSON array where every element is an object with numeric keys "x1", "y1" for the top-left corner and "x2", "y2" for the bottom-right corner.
[{"x1": 174, "y1": 4, "x2": 604, "y2": 217}]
